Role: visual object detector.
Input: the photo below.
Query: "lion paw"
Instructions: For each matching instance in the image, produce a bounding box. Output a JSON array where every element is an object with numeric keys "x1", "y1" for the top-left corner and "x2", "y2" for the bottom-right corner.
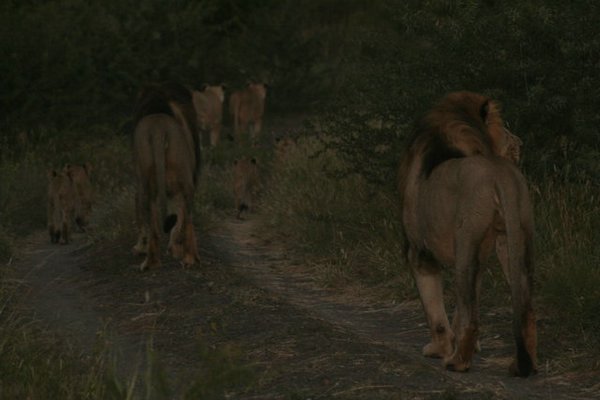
[
  {"x1": 444, "y1": 354, "x2": 471, "y2": 373},
  {"x1": 423, "y1": 341, "x2": 453, "y2": 359},
  {"x1": 140, "y1": 258, "x2": 160, "y2": 271},
  {"x1": 180, "y1": 253, "x2": 197, "y2": 268},
  {"x1": 509, "y1": 359, "x2": 537, "y2": 377},
  {"x1": 132, "y1": 244, "x2": 147, "y2": 256}
]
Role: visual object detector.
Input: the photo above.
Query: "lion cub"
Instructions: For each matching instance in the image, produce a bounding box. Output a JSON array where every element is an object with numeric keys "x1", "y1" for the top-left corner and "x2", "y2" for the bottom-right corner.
[
  {"x1": 63, "y1": 163, "x2": 93, "y2": 231},
  {"x1": 47, "y1": 169, "x2": 76, "y2": 244},
  {"x1": 233, "y1": 157, "x2": 260, "y2": 219}
]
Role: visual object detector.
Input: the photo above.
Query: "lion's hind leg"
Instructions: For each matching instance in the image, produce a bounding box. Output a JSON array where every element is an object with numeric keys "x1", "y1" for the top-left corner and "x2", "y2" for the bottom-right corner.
[
  {"x1": 133, "y1": 190, "x2": 149, "y2": 255},
  {"x1": 165, "y1": 193, "x2": 198, "y2": 267},
  {"x1": 140, "y1": 199, "x2": 161, "y2": 271},
  {"x1": 411, "y1": 251, "x2": 454, "y2": 360},
  {"x1": 444, "y1": 233, "x2": 484, "y2": 372}
]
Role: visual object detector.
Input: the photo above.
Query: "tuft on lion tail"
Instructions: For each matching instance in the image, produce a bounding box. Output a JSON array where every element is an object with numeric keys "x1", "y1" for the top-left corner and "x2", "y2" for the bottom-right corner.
[{"x1": 496, "y1": 175, "x2": 537, "y2": 377}]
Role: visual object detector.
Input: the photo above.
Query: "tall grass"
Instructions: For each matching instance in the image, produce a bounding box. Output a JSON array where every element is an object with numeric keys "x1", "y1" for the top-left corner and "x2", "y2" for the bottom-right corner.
[
  {"x1": 534, "y1": 180, "x2": 600, "y2": 337},
  {"x1": 259, "y1": 137, "x2": 412, "y2": 295}
]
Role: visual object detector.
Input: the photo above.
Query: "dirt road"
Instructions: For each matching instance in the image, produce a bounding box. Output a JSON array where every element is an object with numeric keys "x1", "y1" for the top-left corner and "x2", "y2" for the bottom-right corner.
[{"x1": 11, "y1": 216, "x2": 598, "y2": 399}]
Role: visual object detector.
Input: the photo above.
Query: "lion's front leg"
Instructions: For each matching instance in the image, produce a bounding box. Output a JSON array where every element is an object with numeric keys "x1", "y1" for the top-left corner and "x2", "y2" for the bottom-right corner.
[
  {"x1": 251, "y1": 117, "x2": 262, "y2": 145},
  {"x1": 59, "y1": 205, "x2": 71, "y2": 245},
  {"x1": 181, "y1": 217, "x2": 199, "y2": 267},
  {"x1": 411, "y1": 253, "x2": 454, "y2": 359},
  {"x1": 133, "y1": 226, "x2": 148, "y2": 255},
  {"x1": 132, "y1": 190, "x2": 149, "y2": 255}
]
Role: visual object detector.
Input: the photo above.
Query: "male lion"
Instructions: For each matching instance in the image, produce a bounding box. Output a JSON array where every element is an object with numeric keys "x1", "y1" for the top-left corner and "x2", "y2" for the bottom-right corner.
[
  {"x1": 132, "y1": 82, "x2": 201, "y2": 270},
  {"x1": 192, "y1": 84, "x2": 225, "y2": 147},
  {"x1": 398, "y1": 91, "x2": 536, "y2": 377},
  {"x1": 47, "y1": 169, "x2": 75, "y2": 244},
  {"x1": 233, "y1": 157, "x2": 259, "y2": 219},
  {"x1": 64, "y1": 163, "x2": 93, "y2": 231},
  {"x1": 229, "y1": 83, "x2": 267, "y2": 144}
]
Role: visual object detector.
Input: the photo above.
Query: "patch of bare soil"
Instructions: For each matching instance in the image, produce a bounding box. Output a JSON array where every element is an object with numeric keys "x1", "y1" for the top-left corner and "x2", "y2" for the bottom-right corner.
[{"x1": 10, "y1": 217, "x2": 600, "y2": 399}]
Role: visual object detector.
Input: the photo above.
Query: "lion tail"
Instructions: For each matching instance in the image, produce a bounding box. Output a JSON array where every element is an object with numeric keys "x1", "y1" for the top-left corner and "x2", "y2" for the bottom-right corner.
[
  {"x1": 496, "y1": 173, "x2": 537, "y2": 377},
  {"x1": 150, "y1": 128, "x2": 168, "y2": 233}
]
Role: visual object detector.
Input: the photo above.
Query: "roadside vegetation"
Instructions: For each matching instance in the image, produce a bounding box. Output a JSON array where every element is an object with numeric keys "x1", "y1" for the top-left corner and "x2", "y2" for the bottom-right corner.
[{"x1": 1, "y1": 0, "x2": 598, "y2": 396}]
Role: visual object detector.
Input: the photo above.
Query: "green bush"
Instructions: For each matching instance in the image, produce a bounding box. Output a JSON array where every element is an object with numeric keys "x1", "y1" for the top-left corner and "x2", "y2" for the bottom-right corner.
[{"x1": 319, "y1": 1, "x2": 600, "y2": 186}]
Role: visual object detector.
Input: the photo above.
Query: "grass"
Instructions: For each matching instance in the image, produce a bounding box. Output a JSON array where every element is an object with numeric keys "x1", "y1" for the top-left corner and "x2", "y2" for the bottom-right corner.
[
  {"x1": 534, "y1": 179, "x2": 600, "y2": 329},
  {"x1": 259, "y1": 136, "x2": 412, "y2": 296},
  {"x1": 0, "y1": 275, "x2": 128, "y2": 399}
]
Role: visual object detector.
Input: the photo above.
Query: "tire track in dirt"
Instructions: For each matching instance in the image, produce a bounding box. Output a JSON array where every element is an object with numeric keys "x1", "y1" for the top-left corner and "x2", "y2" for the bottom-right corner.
[
  {"x1": 9, "y1": 219, "x2": 599, "y2": 399},
  {"x1": 212, "y1": 217, "x2": 596, "y2": 400},
  {"x1": 11, "y1": 231, "x2": 147, "y2": 380}
]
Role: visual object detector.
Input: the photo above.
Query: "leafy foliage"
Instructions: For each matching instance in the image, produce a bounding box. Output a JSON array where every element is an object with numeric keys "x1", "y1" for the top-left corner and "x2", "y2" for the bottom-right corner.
[{"x1": 319, "y1": 0, "x2": 600, "y2": 184}]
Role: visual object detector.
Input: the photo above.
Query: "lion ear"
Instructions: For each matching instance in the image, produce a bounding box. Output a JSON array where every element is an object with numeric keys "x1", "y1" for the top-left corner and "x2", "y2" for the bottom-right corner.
[
  {"x1": 480, "y1": 100, "x2": 490, "y2": 122},
  {"x1": 48, "y1": 169, "x2": 57, "y2": 179},
  {"x1": 200, "y1": 83, "x2": 208, "y2": 91}
]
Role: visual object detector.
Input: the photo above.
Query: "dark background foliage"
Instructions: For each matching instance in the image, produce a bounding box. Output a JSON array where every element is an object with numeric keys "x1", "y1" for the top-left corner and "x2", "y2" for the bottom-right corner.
[{"x1": 1, "y1": 0, "x2": 598, "y2": 183}]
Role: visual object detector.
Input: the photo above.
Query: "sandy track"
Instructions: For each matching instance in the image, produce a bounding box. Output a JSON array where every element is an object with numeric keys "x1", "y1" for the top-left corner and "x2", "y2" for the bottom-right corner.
[{"x1": 9, "y1": 219, "x2": 597, "y2": 399}]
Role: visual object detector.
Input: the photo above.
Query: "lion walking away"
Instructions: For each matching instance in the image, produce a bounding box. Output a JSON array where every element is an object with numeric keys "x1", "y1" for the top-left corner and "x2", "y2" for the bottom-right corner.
[
  {"x1": 63, "y1": 163, "x2": 93, "y2": 231},
  {"x1": 132, "y1": 82, "x2": 201, "y2": 270},
  {"x1": 229, "y1": 82, "x2": 267, "y2": 144},
  {"x1": 397, "y1": 91, "x2": 536, "y2": 376},
  {"x1": 192, "y1": 84, "x2": 225, "y2": 147},
  {"x1": 47, "y1": 168, "x2": 76, "y2": 244},
  {"x1": 233, "y1": 157, "x2": 260, "y2": 219}
]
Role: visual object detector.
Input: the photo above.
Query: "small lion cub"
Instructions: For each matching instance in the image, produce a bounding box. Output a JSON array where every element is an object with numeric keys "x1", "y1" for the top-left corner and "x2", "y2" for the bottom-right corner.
[
  {"x1": 47, "y1": 168, "x2": 76, "y2": 244},
  {"x1": 63, "y1": 163, "x2": 93, "y2": 231},
  {"x1": 233, "y1": 157, "x2": 260, "y2": 219}
]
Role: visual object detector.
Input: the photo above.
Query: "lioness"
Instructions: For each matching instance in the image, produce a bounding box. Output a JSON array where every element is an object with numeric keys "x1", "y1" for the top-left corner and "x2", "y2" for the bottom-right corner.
[
  {"x1": 64, "y1": 163, "x2": 93, "y2": 231},
  {"x1": 229, "y1": 83, "x2": 267, "y2": 144},
  {"x1": 47, "y1": 169, "x2": 75, "y2": 244},
  {"x1": 398, "y1": 91, "x2": 536, "y2": 377},
  {"x1": 233, "y1": 157, "x2": 259, "y2": 219},
  {"x1": 192, "y1": 84, "x2": 225, "y2": 147},
  {"x1": 132, "y1": 82, "x2": 201, "y2": 270}
]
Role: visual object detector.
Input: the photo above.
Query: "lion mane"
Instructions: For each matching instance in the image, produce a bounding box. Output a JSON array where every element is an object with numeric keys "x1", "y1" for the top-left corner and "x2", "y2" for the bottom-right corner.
[
  {"x1": 398, "y1": 91, "x2": 508, "y2": 202},
  {"x1": 397, "y1": 91, "x2": 537, "y2": 377}
]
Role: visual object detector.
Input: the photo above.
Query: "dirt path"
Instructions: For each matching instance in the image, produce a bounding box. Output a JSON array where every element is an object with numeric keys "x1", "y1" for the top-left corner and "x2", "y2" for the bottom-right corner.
[{"x1": 10, "y1": 217, "x2": 599, "y2": 399}]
